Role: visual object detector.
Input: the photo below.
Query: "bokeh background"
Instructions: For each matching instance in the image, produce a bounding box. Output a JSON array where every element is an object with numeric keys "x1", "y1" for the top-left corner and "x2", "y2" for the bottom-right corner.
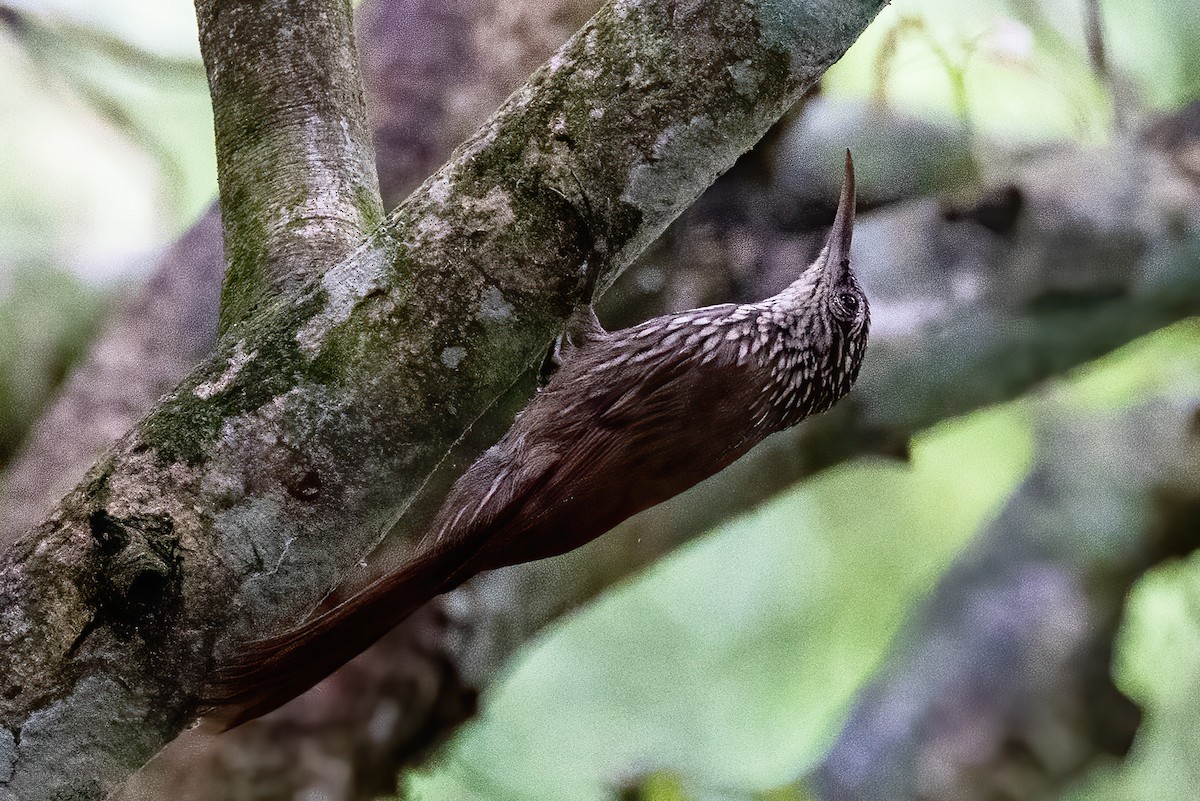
[{"x1": 1, "y1": 0, "x2": 1199, "y2": 799}]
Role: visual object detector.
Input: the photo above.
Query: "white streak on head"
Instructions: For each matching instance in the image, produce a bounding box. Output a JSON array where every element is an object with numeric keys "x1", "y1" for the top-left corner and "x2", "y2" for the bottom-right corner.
[
  {"x1": 630, "y1": 349, "x2": 658, "y2": 364},
  {"x1": 635, "y1": 323, "x2": 664, "y2": 339}
]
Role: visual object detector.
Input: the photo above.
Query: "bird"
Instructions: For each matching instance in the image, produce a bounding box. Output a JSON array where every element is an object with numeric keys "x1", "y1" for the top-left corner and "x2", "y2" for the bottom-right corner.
[{"x1": 204, "y1": 150, "x2": 869, "y2": 729}]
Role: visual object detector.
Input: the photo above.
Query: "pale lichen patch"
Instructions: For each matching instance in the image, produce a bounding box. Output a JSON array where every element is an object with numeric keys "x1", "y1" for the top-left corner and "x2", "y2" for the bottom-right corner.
[
  {"x1": 476, "y1": 286, "x2": 515, "y2": 321},
  {"x1": 650, "y1": 126, "x2": 676, "y2": 160},
  {"x1": 628, "y1": 61, "x2": 645, "y2": 87},
  {"x1": 428, "y1": 174, "x2": 453, "y2": 205},
  {"x1": 441, "y1": 346, "x2": 467, "y2": 369},
  {"x1": 416, "y1": 214, "x2": 452, "y2": 242},
  {"x1": 621, "y1": 114, "x2": 730, "y2": 236},
  {"x1": 194, "y1": 341, "x2": 257, "y2": 400},
  {"x1": 99, "y1": 447, "x2": 179, "y2": 513},
  {"x1": 0, "y1": 728, "x2": 15, "y2": 783},
  {"x1": 727, "y1": 59, "x2": 758, "y2": 96},
  {"x1": 10, "y1": 674, "x2": 148, "y2": 799},
  {"x1": 461, "y1": 123, "x2": 501, "y2": 162},
  {"x1": 295, "y1": 240, "x2": 390, "y2": 355},
  {"x1": 0, "y1": 578, "x2": 32, "y2": 640},
  {"x1": 548, "y1": 52, "x2": 571, "y2": 73},
  {"x1": 462, "y1": 186, "x2": 516, "y2": 228}
]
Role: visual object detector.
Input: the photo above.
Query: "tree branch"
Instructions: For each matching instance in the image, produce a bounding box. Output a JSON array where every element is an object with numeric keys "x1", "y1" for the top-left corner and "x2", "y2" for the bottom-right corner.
[
  {"x1": 0, "y1": 1, "x2": 887, "y2": 797},
  {"x1": 0, "y1": 209, "x2": 225, "y2": 548},
  {"x1": 7, "y1": 3, "x2": 593, "y2": 796},
  {"x1": 0, "y1": 0, "x2": 598, "y2": 548},
  {"x1": 812, "y1": 397, "x2": 1200, "y2": 800},
  {"x1": 194, "y1": 0, "x2": 384, "y2": 332},
  {"x1": 12, "y1": 1, "x2": 1198, "y2": 796}
]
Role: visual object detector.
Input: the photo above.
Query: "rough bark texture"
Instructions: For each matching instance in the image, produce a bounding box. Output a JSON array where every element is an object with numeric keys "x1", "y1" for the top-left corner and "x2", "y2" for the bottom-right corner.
[
  {"x1": 195, "y1": 0, "x2": 384, "y2": 332},
  {"x1": 812, "y1": 399, "x2": 1200, "y2": 800},
  {"x1": 0, "y1": 209, "x2": 226, "y2": 548},
  {"x1": 0, "y1": 0, "x2": 598, "y2": 550},
  {"x1": 4, "y1": 3, "x2": 601, "y2": 796},
  {"x1": 358, "y1": 0, "x2": 596, "y2": 211},
  {"x1": 0, "y1": 1, "x2": 888, "y2": 798}
]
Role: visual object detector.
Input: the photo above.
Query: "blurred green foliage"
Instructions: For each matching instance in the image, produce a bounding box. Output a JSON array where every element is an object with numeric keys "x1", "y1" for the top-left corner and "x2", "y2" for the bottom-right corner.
[
  {"x1": 407, "y1": 404, "x2": 1035, "y2": 801},
  {"x1": 1092, "y1": 553, "x2": 1200, "y2": 800},
  {"x1": 0, "y1": 3, "x2": 214, "y2": 283},
  {"x1": 0, "y1": 264, "x2": 101, "y2": 472},
  {"x1": 13, "y1": 11, "x2": 213, "y2": 217},
  {"x1": 827, "y1": 0, "x2": 1200, "y2": 143},
  {"x1": 1056, "y1": 323, "x2": 1200, "y2": 801},
  {"x1": 1063, "y1": 552, "x2": 1200, "y2": 801}
]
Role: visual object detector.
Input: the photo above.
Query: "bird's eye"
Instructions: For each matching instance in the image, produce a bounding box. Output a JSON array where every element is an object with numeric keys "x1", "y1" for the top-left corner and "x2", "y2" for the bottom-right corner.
[{"x1": 836, "y1": 292, "x2": 860, "y2": 316}]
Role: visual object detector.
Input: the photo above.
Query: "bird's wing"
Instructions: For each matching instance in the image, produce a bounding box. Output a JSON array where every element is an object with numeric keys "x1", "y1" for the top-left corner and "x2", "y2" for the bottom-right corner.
[{"x1": 467, "y1": 336, "x2": 762, "y2": 568}]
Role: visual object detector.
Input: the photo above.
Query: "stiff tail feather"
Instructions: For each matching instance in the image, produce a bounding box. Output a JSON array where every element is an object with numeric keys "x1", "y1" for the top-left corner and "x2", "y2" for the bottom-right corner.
[
  {"x1": 203, "y1": 541, "x2": 475, "y2": 731},
  {"x1": 204, "y1": 398, "x2": 554, "y2": 729}
]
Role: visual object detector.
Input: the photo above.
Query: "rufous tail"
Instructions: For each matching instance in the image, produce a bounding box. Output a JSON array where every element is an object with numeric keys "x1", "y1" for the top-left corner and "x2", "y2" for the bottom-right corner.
[{"x1": 203, "y1": 542, "x2": 474, "y2": 731}]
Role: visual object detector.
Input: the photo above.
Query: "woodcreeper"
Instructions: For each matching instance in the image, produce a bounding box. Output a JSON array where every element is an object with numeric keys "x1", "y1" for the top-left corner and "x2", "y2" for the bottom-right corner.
[{"x1": 206, "y1": 151, "x2": 869, "y2": 728}]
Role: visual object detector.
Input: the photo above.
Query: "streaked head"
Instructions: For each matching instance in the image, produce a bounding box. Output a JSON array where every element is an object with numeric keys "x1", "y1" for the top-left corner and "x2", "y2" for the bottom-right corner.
[
  {"x1": 772, "y1": 150, "x2": 870, "y2": 414},
  {"x1": 814, "y1": 150, "x2": 869, "y2": 404},
  {"x1": 787, "y1": 150, "x2": 867, "y2": 317}
]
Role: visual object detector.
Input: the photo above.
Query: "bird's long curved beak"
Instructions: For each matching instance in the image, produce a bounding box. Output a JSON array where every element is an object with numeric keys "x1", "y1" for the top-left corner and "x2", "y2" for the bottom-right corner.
[{"x1": 822, "y1": 150, "x2": 856, "y2": 283}]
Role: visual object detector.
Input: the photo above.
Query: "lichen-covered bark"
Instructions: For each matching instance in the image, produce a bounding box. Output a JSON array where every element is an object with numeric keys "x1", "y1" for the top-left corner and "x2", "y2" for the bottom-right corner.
[
  {"x1": 195, "y1": 0, "x2": 384, "y2": 332},
  {"x1": 0, "y1": 0, "x2": 598, "y2": 546},
  {"x1": 15, "y1": 1, "x2": 1193, "y2": 796},
  {"x1": 3, "y1": 2, "x2": 600, "y2": 796},
  {"x1": 358, "y1": 0, "x2": 597, "y2": 210},
  {"x1": 0, "y1": 1, "x2": 888, "y2": 797}
]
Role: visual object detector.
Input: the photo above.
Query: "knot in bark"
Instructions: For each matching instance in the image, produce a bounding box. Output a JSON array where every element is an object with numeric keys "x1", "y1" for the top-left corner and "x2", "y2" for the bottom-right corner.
[{"x1": 88, "y1": 510, "x2": 179, "y2": 614}]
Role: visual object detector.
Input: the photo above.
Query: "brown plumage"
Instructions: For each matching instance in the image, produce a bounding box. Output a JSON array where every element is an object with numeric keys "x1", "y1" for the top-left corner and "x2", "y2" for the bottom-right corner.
[{"x1": 205, "y1": 151, "x2": 869, "y2": 729}]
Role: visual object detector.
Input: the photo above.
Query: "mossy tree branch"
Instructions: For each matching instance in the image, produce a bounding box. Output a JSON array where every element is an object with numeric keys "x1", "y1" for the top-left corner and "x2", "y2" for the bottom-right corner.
[
  {"x1": 194, "y1": 0, "x2": 385, "y2": 332},
  {"x1": 0, "y1": 1, "x2": 888, "y2": 798}
]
